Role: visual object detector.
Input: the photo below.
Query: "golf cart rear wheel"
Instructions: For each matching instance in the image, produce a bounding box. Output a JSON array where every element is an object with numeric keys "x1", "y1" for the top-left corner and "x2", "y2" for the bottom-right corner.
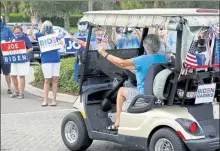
[
  {"x1": 149, "y1": 128, "x2": 187, "y2": 151},
  {"x1": 61, "y1": 111, "x2": 93, "y2": 151}
]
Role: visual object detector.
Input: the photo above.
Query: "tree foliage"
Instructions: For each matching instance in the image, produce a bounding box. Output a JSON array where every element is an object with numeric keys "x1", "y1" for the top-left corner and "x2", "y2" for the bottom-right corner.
[
  {"x1": 120, "y1": 0, "x2": 150, "y2": 9},
  {"x1": 1, "y1": 1, "x2": 17, "y2": 22},
  {"x1": 29, "y1": 1, "x2": 87, "y2": 29},
  {"x1": 165, "y1": 1, "x2": 219, "y2": 9}
]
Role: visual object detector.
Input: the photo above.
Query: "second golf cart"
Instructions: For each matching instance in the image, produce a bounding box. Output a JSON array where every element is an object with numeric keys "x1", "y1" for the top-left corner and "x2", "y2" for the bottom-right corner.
[{"x1": 61, "y1": 8, "x2": 220, "y2": 151}]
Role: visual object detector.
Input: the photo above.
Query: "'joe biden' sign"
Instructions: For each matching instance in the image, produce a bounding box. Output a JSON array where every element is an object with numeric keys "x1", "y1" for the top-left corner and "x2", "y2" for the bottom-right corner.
[
  {"x1": 38, "y1": 34, "x2": 61, "y2": 53},
  {"x1": 1, "y1": 41, "x2": 28, "y2": 64},
  {"x1": 64, "y1": 38, "x2": 86, "y2": 54}
]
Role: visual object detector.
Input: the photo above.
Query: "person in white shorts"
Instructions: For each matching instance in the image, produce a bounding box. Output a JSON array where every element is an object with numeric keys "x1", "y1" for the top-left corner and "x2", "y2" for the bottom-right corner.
[
  {"x1": 30, "y1": 20, "x2": 61, "y2": 106},
  {"x1": 10, "y1": 25, "x2": 33, "y2": 99}
]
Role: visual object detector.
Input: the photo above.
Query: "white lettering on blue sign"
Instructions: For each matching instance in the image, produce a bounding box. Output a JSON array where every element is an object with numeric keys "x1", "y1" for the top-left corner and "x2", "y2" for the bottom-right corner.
[
  {"x1": 65, "y1": 38, "x2": 86, "y2": 54},
  {"x1": 3, "y1": 54, "x2": 29, "y2": 64}
]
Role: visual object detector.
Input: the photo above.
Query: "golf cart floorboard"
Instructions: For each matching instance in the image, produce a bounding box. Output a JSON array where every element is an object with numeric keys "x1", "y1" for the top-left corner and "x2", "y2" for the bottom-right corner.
[{"x1": 94, "y1": 129, "x2": 118, "y2": 135}]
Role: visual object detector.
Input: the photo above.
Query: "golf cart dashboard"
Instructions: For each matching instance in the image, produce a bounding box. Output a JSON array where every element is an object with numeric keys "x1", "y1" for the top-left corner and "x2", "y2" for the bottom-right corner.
[{"x1": 83, "y1": 48, "x2": 139, "y2": 78}]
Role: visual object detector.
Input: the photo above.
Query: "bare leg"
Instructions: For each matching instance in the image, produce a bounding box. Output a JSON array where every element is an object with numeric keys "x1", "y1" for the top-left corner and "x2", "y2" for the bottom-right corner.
[
  {"x1": 51, "y1": 76, "x2": 58, "y2": 105},
  {"x1": 43, "y1": 78, "x2": 51, "y2": 104},
  {"x1": 19, "y1": 76, "x2": 25, "y2": 94},
  {"x1": 115, "y1": 87, "x2": 128, "y2": 126},
  {"x1": 5, "y1": 75, "x2": 11, "y2": 90},
  {"x1": 11, "y1": 75, "x2": 19, "y2": 92}
]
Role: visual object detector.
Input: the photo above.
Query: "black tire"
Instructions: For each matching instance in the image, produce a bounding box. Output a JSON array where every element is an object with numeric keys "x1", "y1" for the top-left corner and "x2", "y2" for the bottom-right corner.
[
  {"x1": 61, "y1": 111, "x2": 93, "y2": 151},
  {"x1": 149, "y1": 128, "x2": 187, "y2": 151}
]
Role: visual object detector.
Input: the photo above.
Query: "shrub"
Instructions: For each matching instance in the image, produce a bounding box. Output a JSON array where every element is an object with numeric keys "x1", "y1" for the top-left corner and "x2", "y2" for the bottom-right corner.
[
  {"x1": 5, "y1": 13, "x2": 83, "y2": 28},
  {"x1": 33, "y1": 57, "x2": 79, "y2": 95},
  {"x1": 9, "y1": 13, "x2": 29, "y2": 22}
]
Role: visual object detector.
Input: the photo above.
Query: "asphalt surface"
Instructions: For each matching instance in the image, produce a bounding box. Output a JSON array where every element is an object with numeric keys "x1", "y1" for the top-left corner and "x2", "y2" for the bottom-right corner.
[{"x1": 1, "y1": 73, "x2": 137, "y2": 151}]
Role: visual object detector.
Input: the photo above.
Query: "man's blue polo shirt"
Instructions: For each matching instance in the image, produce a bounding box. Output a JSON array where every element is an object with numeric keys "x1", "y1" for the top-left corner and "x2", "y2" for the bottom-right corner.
[{"x1": 73, "y1": 30, "x2": 96, "y2": 42}]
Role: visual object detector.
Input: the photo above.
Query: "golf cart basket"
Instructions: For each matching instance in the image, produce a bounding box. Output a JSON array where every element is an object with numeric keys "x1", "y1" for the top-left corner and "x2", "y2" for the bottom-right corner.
[{"x1": 79, "y1": 8, "x2": 220, "y2": 106}]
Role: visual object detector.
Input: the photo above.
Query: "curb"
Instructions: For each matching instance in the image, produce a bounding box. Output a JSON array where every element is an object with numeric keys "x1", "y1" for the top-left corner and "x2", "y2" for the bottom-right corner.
[{"x1": 25, "y1": 83, "x2": 78, "y2": 103}]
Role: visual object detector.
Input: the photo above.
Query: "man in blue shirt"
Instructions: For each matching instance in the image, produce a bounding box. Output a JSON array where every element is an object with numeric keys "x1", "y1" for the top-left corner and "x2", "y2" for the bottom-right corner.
[
  {"x1": 98, "y1": 34, "x2": 168, "y2": 130},
  {"x1": 73, "y1": 21, "x2": 95, "y2": 83},
  {"x1": 73, "y1": 21, "x2": 95, "y2": 42},
  {"x1": 0, "y1": 16, "x2": 14, "y2": 94}
]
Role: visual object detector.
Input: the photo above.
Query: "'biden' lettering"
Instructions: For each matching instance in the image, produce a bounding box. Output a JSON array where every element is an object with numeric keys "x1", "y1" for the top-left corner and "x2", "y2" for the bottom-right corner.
[{"x1": 4, "y1": 54, "x2": 28, "y2": 64}]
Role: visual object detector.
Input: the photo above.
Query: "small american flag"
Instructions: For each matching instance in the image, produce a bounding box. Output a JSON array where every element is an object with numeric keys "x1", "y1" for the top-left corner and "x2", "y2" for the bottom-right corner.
[
  {"x1": 102, "y1": 36, "x2": 108, "y2": 44},
  {"x1": 182, "y1": 39, "x2": 198, "y2": 75}
]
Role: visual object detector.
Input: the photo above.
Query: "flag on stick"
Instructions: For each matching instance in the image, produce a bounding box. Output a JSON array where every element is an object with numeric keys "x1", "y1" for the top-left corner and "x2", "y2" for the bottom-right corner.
[{"x1": 181, "y1": 38, "x2": 198, "y2": 75}]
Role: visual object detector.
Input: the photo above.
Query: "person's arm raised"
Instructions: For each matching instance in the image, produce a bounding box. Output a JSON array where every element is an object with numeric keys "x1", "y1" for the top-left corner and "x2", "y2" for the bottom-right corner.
[
  {"x1": 134, "y1": 28, "x2": 142, "y2": 41},
  {"x1": 111, "y1": 27, "x2": 118, "y2": 46},
  {"x1": 68, "y1": 34, "x2": 87, "y2": 48},
  {"x1": 29, "y1": 24, "x2": 36, "y2": 39}
]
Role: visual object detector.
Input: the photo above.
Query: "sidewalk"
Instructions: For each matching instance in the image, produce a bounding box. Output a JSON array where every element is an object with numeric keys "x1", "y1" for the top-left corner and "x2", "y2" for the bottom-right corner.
[{"x1": 24, "y1": 66, "x2": 78, "y2": 103}]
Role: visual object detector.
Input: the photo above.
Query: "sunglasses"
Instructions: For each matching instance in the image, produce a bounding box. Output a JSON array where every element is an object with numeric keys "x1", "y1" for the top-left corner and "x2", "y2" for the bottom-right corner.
[{"x1": 79, "y1": 22, "x2": 87, "y2": 25}]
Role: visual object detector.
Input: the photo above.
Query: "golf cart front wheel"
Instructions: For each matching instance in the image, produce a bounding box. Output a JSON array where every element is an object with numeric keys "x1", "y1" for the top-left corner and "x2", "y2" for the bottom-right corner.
[
  {"x1": 61, "y1": 111, "x2": 93, "y2": 151},
  {"x1": 149, "y1": 128, "x2": 187, "y2": 151}
]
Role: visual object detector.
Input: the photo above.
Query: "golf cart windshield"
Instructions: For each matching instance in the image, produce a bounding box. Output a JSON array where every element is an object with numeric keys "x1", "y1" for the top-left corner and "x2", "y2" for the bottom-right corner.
[{"x1": 78, "y1": 8, "x2": 219, "y2": 95}]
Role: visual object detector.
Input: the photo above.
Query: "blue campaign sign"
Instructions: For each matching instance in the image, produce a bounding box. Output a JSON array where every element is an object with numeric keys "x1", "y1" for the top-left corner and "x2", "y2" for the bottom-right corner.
[
  {"x1": 4, "y1": 54, "x2": 29, "y2": 64},
  {"x1": 65, "y1": 38, "x2": 86, "y2": 54}
]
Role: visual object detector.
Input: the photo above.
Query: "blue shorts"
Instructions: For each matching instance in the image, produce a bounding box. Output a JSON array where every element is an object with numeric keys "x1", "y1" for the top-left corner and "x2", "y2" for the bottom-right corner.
[{"x1": 0, "y1": 55, "x2": 11, "y2": 75}]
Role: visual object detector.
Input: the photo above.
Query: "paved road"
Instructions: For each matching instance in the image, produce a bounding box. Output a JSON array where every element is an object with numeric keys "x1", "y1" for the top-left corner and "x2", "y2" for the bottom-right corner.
[{"x1": 1, "y1": 74, "x2": 136, "y2": 151}]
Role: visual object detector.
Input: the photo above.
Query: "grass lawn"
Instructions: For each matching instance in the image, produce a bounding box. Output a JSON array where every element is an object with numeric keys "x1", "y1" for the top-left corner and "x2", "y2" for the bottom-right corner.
[{"x1": 69, "y1": 27, "x2": 78, "y2": 34}]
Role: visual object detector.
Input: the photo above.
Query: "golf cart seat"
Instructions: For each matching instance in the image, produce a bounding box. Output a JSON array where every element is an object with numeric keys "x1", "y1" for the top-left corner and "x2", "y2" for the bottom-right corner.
[{"x1": 122, "y1": 64, "x2": 169, "y2": 113}]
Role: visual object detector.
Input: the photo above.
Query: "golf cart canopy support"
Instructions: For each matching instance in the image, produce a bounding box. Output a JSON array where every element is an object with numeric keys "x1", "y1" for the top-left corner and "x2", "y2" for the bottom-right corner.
[{"x1": 80, "y1": 9, "x2": 219, "y2": 29}]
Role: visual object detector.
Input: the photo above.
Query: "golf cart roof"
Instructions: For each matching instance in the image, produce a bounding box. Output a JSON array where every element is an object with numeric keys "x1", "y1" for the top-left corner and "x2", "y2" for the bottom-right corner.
[{"x1": 80, "y1": 8, "x2": 219, "y2": 29}]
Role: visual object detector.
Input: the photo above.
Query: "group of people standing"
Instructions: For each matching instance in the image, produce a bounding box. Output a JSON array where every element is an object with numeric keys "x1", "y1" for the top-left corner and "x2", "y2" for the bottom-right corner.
[
  {"x1": 1, "y1": 16, "x2": 32, "y2": 99},
  {"x1": 1, "y1": 17, "x2": 61, "y2": 106}
]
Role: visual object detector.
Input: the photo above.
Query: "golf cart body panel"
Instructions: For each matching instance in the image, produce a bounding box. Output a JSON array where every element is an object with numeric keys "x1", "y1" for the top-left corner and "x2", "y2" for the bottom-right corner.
[
  {"x1": 63, "y1": 8, "x2": 220, "y2": 151},
  {"x1": 119, "y1": 106, "x2": 203, "y2": 139}
]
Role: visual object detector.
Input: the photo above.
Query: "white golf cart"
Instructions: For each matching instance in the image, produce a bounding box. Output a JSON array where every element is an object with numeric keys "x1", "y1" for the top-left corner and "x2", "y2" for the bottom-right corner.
[{"x1": 61, "y1": 8, "x2": 220, "y2": 151}]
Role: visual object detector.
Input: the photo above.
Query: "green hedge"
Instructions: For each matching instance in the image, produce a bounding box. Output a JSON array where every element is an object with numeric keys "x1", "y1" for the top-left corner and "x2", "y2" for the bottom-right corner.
[
  {"x1": 2, "y1": 13, "x2": 29, "y2": 22},
  {"x1": 5, "y1": 13, "x2": 83, "y2": 27},
  {"x1": 33, "y1": 57, "x2": 79, "y2": 95}
]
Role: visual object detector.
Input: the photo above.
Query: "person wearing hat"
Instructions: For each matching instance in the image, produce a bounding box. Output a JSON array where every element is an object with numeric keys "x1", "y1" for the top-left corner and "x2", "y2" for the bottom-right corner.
[
  {"x1": 0, "y1": 16, "x2": 14, "y2": 94},
  {"x1": 73, "y1": 20, "x2": 95, "y2": 42},
  {"x1": 72, "y1": 20, "x2": 96, "y2": 83}
]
